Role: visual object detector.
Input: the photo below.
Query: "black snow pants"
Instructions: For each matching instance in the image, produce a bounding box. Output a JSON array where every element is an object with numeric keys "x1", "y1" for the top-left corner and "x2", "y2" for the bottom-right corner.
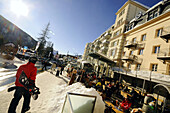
[{"x1": 8, "y1": 87, "x2": 31, "y2": 113}]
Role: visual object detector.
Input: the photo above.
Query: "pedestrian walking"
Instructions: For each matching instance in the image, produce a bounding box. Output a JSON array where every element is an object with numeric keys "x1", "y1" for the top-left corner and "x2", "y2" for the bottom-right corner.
[
  {"x1": 50, "y1": 62, "x2": 56, "y2": 74},
  {"x1": 42, "y1": 59, "x2": 48, "y2": 71},
  {"x1": 8, "y1": 56, "x2": 38, "y2": 113},
  {"x1": 56, "y1": 66, "x2": 60, "y2": 76},
  {"x1": 60, "y1": 65, "x2": 64, "y2": 75}
]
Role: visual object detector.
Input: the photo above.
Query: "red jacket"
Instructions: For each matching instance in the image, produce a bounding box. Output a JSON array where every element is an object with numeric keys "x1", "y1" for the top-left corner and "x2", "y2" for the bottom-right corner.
[
  {"x1": 15, "y1": 62, "x2": 37, "y2": 87},
  {"x1": 120, "y1": 99, "x2": 132, "y2": 110}
]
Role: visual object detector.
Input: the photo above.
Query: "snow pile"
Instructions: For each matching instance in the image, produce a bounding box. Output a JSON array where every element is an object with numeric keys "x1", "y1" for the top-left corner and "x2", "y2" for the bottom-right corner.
[{"x1": 45, "y1": 82, "x2": 105, "y2": 113}]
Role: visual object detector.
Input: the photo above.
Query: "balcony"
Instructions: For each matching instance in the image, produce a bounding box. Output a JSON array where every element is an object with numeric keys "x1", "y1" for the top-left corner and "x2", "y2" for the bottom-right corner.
[
  {"x1": 95, "y1": 40, "x2": 102, "y2": 45},
  {"x1": 101, "y1": 39, "x2": 110, "y2": 47},
  {"x1": 122, "y1": 55, "x2": 143, "y2": 64},
  {"x1": 91, "y1": 44, "x2": 95, "y2": 48},
  {"x1": 95, "y1": 45, "x2": 100, "y2": 51},
  {"x1": 157, "y1": 48, "x2": 170, "y2": 62},
  {"x1": 124, "y1": 41, "x2": 138, "y2": 49},
  {"x1": 100, "y1": 46, "x2": 108, "y2": 52},
  {"x1": 104, "y1": 32, "x2": 112, "y2": 39},
  {"x1": 137, "y1": 43, "x2": 145, "y2": 48},
  {"x1": 160, "y1": 26, "x2": 170, "y2": 43},
  {"x1": 125, "y1": 41, "x2": 145, "y2": 49}
]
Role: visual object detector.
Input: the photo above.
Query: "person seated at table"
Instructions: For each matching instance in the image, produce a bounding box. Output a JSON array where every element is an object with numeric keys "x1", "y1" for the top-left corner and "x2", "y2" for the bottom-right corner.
[
  {"x1": 122, "y1": 85, "x2": 130, "y2": 93},
  {"x1": 116, "y1": 96, "x2": 132, "y2": 112},
  {"x1": 131, "y1": 108, "x2": 143, "y2": 113},
  {"x1": 96, "y1": 80, "x2": 103, "y2": 92},
  {"x1": 130, "y1": 88, "x2": 140, "y2": 107}
]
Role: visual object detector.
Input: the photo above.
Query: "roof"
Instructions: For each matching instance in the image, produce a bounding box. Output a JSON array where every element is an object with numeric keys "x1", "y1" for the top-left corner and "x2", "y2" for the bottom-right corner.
[
  {"x1": 116, "y1": 0, "x2": 149, "y2": 15},
  {"x1": 88, "y1": 52, "x2": 115, "y2": 64},
  {"x1": 132, "y1": 0, "x2": 150, "y2": 9},
  {"x1": 146, "y1": 1, "x2": 162, "y2": 13}
]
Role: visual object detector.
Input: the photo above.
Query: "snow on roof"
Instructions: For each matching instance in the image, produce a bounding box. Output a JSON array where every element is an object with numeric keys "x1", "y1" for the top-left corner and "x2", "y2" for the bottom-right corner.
[
  {"x1": 146, "y1": 1, "x2": 163, "y2": 12},
  {"x1": 132, "y1": 0, "x2": 150, "y2": 9},
  {"x1": 163, "y1": 7, "x2": 170, "y2": 14},
  {"x1": 130, "y1": 18, "x2": 136, "y2": 23}
]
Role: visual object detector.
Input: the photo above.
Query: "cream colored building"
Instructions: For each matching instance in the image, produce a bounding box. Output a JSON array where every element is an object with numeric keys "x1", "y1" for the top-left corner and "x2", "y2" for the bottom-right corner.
[
  {"x1": 108, "y1": 0, "x2": 148, "y2": 67},
  {"x1": 123, "y1": 0, "x2": 170, "y2": 78},
  {"x1": 83, "y1": 0, "x2": 170, "y2": 82}
]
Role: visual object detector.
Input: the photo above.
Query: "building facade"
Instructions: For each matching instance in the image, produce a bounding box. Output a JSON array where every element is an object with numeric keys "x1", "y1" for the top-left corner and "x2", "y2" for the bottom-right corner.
[
  {"x1": 83, "y1": 0, "x2": 170, "y2": 83},
  {"x1": 123, "y1": 0, "x2": 170, "y2": 80}
]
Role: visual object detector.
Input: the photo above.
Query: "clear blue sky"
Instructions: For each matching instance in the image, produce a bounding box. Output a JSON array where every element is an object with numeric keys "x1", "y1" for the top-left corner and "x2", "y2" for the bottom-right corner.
[{"x1": 0, "y1": 0, "x2": 161, "y2": 55}]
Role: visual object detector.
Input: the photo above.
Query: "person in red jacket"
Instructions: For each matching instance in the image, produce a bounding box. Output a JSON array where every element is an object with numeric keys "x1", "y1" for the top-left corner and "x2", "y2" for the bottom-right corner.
[
  {"x1": 8, "y1": 56, "x2": 37, "y2": 113},
  {"x1": 116, "y1": 96, "x2": 132, "y2": 112}
]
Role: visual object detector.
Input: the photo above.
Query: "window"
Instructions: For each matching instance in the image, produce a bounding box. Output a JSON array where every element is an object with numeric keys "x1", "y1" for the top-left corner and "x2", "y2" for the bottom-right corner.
[
  {"x1": 151, "y1": 64, "x2": 158, "y2": 71},
  {"x1": 112, "y1": 48, "x2": 116, "y2": 57},
  {"x1": 132, "y1": 38, "x2": 136, "y2": 43},
  {"x1": 119, "y1": 9, "x2": 125, "y2": 17},
  {"x1": 136, "y1": 64, "x2": 141, "y2": 70},
  {"x1": 154, "y1": 11, "x2": 158, "y2": 18},
  {"x1": 113, "y1": 41, "x2": 117, "y2": 47},
  {"x1": 111, "y1": 41, "x2": 118, "y2": 47},
  {"x1": 148, "y1": 13, "x2": 153, "y2": 20},
  {"x1": 114, "y1": 29, "x2": 122, "y2": 36},
  {"x1": 148, "y1": 9, "x2": 159, "y2": 21},
  {"x1": 128, "y1": 63, "x2": 131, "y2": 69},
  {"x1": 125, "y1": 40, "x2": 129, "y2": 45},
  {"x1": 123, "y1": 51, "x2": 126, "y2": 56},
  {"x1": 141, "y1": 34, "x2": 146, "y2": 41},
  {"x1": 119, "y1": 18, "x2": 123, "y2": 25},
  {"x1": 156, "y1": 28, "x2": 163, "y2": 37},
  {"x1": 130, "y1": 51, "x2": 133, "y2": 55},
  {"x1": 153, "y1": 46, "x2": 160, "y2": 54},
  {"x1": 138, "y1": 49, "x2": 144, "y2": 55}
]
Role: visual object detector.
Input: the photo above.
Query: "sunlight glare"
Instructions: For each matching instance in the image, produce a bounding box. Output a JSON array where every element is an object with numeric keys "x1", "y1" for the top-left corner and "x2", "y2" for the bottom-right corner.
[{"x1": 10, "y1": 0, "x2": 29, "y2": 17}]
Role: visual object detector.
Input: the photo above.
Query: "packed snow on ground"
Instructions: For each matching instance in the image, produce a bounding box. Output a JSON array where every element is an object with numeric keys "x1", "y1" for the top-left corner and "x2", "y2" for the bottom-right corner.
[{"x1": 0, "y1": 71, "x2": 105, "y2": 113}]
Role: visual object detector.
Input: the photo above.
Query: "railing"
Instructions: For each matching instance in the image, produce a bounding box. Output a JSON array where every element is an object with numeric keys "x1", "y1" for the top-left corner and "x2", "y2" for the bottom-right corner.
[
  {"x1": 101, "y1": 40, "x2": 110, "y2": 47},
  {"x1": 161, "y1": 26, "x2": 170, "y2": 36},
  {"x1": 124, "y1": 41, "x2": 138, "y2": 49},
  {"x1": 137, "y1": 43, "x2": 145, "y2": 49},
  {"x1": 95, "y1": 40, "x2": 102, "y2": 45},
  {"x1": 122, "y1": 54, "x2": 137, "y2": 60},
  {"x1": 100, "y1": 46, "x2": 108, "y2": 51},
  {"x1": 91, "y1": 44, "x2": 95, "y2": 48},
  {"x1": 157, "y1": 47, "x2": 170, "y2": 57},
  {"x1": 122, "y1": 55, "x2": 143, "y2": 64},
  {"x1": 114, "y1": 67, "x2": 170, "y2": 84}
]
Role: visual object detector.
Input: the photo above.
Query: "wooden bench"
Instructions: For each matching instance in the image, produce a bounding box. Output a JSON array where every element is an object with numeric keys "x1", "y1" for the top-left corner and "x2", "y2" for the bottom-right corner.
[{"x1": 105, "y1": 101, "x2": 123, "y2": 113}]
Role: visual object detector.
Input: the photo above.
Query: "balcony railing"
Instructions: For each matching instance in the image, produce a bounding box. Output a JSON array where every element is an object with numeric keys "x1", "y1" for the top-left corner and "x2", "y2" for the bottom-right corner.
[
  {"x1": 157, "y1": 47, "x2": 170, "y2": 61},
  {"x1": 95, "y1": 40, "x2": 102, "y2": 45},
  {"x1": 160, "y1": 26, "x2": 170, "y2": 43},
  {"x1": 124, "y1": 41, "x2": 138, "y2": 49},
  {"x1": 91, "y1": 44, "x2": 95, "y2": 48},
  {"x1": 101, "y1": 40, "x2": 110, "y2": 47},
  {"x1": 95, "y1": 45, "x2": 100, "y2": 51},
  {"x1": 125, "y1": 41, "x2": 145, "y2": 49},
  {"x1": 137, "y1": 43, "x2": 145, "y2": 48},
  {"x1": 122, "y1": 55, "x2": 143, "y2": 64},
  {"x1": 100, "y1": 46, "x2": 108, "y2": 52},
  {"x1": 104, "y1": 33, "x2": 112, "y2": 39}
]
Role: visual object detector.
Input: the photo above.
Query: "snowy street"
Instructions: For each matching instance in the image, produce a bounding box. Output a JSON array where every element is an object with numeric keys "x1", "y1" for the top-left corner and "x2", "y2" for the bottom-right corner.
[{"x1": 0, "y1": 71, "x2": 105, "y2": 113}]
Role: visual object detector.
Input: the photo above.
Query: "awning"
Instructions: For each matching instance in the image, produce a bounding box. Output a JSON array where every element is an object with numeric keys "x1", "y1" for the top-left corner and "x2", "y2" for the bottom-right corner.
[
  {"x1": 153, "y1": 84, "x2": 170, "y2": 98},
  {"x1": 88, "y1": 52, "x2": 115, "y2": 64}
]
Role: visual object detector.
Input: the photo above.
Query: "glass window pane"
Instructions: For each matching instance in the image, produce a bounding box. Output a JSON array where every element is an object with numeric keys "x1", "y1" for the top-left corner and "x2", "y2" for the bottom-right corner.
[
  {"x1": 62, "y1": 96, "x2": 73, "y2": 113},
  {"x1": 69, "y1": 94, "x2": 96, "y2": 113}
]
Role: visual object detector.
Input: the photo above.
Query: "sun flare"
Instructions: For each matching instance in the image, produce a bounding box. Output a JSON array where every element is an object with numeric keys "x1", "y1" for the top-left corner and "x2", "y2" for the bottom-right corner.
[{"x1": 10, "y1": 0, "x2": 29, "y2": 17}]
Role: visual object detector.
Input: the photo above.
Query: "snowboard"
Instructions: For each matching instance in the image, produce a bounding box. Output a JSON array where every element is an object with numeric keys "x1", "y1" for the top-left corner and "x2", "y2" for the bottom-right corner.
[{"x1": 19, "y1": 71, "x2": 40, "y2": 100}]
